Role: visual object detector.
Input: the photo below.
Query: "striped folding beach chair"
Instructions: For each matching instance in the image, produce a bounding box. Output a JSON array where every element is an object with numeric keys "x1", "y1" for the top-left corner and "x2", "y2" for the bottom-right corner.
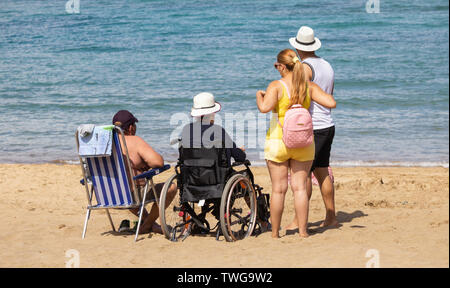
[{"x1": 75, "y1": 126, "x2": 170, "y2": 242}]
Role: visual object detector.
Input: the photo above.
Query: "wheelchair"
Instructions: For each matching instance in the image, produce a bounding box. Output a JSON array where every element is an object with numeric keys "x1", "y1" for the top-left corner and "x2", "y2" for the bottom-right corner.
[{"x1": 159, "y1": 145, "x2": 270, "y2": 242}]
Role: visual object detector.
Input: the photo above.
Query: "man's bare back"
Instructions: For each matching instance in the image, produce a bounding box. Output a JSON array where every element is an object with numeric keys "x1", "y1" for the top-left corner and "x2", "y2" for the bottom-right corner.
[{"x1": 120, "y1": 135, "x2": 164, "y2": 175}]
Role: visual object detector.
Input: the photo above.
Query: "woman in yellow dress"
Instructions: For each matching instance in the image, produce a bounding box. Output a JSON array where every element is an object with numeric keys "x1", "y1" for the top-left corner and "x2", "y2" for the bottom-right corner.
[{"x1": 256, "y1": 49, "x2": 336, "y2": 238}]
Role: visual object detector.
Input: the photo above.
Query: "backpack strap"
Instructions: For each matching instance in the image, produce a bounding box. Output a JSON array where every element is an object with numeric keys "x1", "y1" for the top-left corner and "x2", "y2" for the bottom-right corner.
[
  {"x1": 277, "y1": 117, "x2": 283, "y2": 128},
  {"x1": 277, "y1": 80, "x2": 305, "y2": 128},
  {"x1": 279, "y1": 80, "x2": 304, "y2": 108},
  {"x1": 277, "y1": 80, "x2": 289, "y2": 128}
]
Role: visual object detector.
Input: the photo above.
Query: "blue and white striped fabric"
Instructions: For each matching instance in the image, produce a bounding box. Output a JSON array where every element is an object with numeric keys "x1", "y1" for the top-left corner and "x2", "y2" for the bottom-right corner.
[{"x1": 86, "y1": 131, "x2": 133, "y2": 207}]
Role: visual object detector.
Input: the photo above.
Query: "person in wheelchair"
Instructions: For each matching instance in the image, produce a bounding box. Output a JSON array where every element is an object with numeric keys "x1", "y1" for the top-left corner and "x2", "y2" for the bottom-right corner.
[
  {"x1": 181, "y1": 92, "x2": 246, "y2": 166},
  {"x1": 180, "y1": 92, "x2": 246, "y2": 222},
  {"x1": 158, "y1": 92, "x2": 270, "y2": 242}
]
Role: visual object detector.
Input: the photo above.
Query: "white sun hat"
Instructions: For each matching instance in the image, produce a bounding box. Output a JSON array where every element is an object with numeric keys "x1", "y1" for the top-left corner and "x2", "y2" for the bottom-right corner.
[
  {"x1": 190, "y1": 92, "x2": 221, "y2": 117},
  {"x1": 289, "y1": 26, "x2": 322, "y2": 52}
]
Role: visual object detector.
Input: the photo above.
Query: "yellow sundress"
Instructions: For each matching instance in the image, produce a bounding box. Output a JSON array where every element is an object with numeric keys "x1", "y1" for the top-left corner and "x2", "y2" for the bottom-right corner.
[{"x1": 264, "y1": 80, "x2": 315, "y2": 163}]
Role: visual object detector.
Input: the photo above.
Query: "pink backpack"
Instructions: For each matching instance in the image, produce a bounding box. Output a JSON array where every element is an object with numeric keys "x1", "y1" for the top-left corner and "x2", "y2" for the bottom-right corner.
[{"x1": 277, "y1": 80, "x2": 313, "y2": 148}]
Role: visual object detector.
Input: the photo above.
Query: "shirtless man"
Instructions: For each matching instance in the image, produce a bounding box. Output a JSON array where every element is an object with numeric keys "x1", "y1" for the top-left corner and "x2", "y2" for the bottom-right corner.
[{"x1": 112, "y1": 110, "x2": 176, "y2": 234}]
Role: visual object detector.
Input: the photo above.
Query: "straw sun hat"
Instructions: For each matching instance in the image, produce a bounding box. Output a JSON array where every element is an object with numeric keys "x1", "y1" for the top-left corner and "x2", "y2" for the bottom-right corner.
[{"x1": 190, "y1": 92, "x2": 221, "y2": 117}]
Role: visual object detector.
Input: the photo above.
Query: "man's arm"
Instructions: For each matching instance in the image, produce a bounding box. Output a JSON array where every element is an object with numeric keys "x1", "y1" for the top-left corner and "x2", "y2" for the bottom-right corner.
[
  {"x1": 222, "y1": 128, "x2": 246, "y2": 162},
  {"x1": 136, "y1": 136, "x2": 164, "y2": 168},
  {"x1": 231, "y1": 144, "x2": 246, "y2": 162}
]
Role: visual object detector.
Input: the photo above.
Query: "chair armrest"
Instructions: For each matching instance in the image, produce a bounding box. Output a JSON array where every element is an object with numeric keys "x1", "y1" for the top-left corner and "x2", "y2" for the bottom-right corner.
[
  {"x1": 231, "y1": 160, "x2": 251, "y2": 167},
  {"x1": 133, "y1": 164, "x2": 171, "y2": 180}
]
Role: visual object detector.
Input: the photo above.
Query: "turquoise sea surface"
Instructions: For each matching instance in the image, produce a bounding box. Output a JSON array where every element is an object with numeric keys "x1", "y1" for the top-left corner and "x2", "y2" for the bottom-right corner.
[{"x1": 0, "y1": 0, "x2": 448, "y2": 166}]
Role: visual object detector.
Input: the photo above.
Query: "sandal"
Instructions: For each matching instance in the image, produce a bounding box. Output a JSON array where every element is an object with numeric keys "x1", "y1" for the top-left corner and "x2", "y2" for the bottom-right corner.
[{"x1": 118, "y1": 219, "x2": 131, "y2": 233}]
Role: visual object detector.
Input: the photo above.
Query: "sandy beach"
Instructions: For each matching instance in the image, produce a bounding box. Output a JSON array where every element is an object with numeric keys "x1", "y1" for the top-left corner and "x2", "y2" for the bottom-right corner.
[{"x1": 0, "y1": 164, "x2": 448, "y2": 268}]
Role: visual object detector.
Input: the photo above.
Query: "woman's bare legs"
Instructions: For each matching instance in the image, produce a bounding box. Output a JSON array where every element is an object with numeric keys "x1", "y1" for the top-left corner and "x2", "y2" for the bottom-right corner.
[
  {"x1": 266, "y1": 160, "x2": 289, "y2": 238},
  {"x1": 286, "y1": 168, "x2": 337, "y2": 230},
  {"x1": 285, "y1": 173, "x2": 312, "y2": 230},
  {"x1": 289, "y1": 159, "x2": 312, "y2": 237}
]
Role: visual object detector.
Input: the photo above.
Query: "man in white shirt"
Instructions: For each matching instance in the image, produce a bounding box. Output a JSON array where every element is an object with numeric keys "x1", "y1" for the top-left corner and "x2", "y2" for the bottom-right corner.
[{"x1": 287, "y1": 26, "x2": 338, "y2": 229}]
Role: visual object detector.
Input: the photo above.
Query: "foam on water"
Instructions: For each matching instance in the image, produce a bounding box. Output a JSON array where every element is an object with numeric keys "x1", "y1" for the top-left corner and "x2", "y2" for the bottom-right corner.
[{"x1": 52, "y1": 159, "x2": 449, "y2": 168}]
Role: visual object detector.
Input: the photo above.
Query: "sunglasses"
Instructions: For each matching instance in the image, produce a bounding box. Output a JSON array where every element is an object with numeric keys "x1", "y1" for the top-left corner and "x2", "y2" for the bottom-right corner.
[{"x1": 274, "y1": 63, "x2": 285, "y2": 69}]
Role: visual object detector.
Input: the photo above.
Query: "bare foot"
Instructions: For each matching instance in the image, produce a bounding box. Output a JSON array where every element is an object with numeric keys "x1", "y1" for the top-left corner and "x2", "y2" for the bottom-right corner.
[
  {"x1": 138, "y1": 222, "x2": 163, "y2": 234},
  {"x1": 285, "y1": 219, "x2": 298, "y2": 230},
  {"x1": 319, "y1": 218, "x2": 339, "y2": 228},
  {"x1": 285, "y1": 224, "x2": 298, "y2": 230},
  {"x1": 150, "y1": 222, "x2": 163, "y2": 234},
  {"x1": 271, "y1": 232, "x2": 280, "y2": 239},
  {"x1": 138, "y1": 226, "x2": 151, "y2": 234},
  {"x1": 299, "y1": 232, "x2": 309, "y2": 238}
]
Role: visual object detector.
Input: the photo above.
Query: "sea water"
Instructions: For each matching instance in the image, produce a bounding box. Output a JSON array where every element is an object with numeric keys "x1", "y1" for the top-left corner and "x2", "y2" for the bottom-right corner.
[{"x1": 0, "y1": 0, "x2": 448, "y2": 166}]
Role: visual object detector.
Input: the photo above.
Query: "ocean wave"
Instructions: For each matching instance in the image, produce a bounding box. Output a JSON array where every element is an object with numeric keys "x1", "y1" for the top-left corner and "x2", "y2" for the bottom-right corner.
[
  {"x1": 329, "y1": 160, "x2": 449, "y2": 168},
  {"x1": 2, "y1": 157, "x2": 448, "y2": 169},
  {"x1": 234, "y1": 160, "x2": 449, "y2": 168},
  {"x1": 174, "y1": 160, "x2": 448, "y2": 168},
  {"x1": 55, "y1": 46, "x2": 131, "y2": 53}
]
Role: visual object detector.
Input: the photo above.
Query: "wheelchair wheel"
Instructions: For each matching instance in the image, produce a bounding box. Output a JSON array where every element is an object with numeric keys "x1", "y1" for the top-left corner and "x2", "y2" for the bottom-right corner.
[
  {"x1": 220, "y1": 173, "x2": 257, "y2": 242},
  {"x1": 159, "y1": 174, "x2": 191, "y2": 241}
]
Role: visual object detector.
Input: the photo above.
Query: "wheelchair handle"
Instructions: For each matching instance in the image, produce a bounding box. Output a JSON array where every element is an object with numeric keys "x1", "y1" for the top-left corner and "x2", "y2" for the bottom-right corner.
[{"x1": 170, "y1": 138, "x2": 181, "y2": 146}]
